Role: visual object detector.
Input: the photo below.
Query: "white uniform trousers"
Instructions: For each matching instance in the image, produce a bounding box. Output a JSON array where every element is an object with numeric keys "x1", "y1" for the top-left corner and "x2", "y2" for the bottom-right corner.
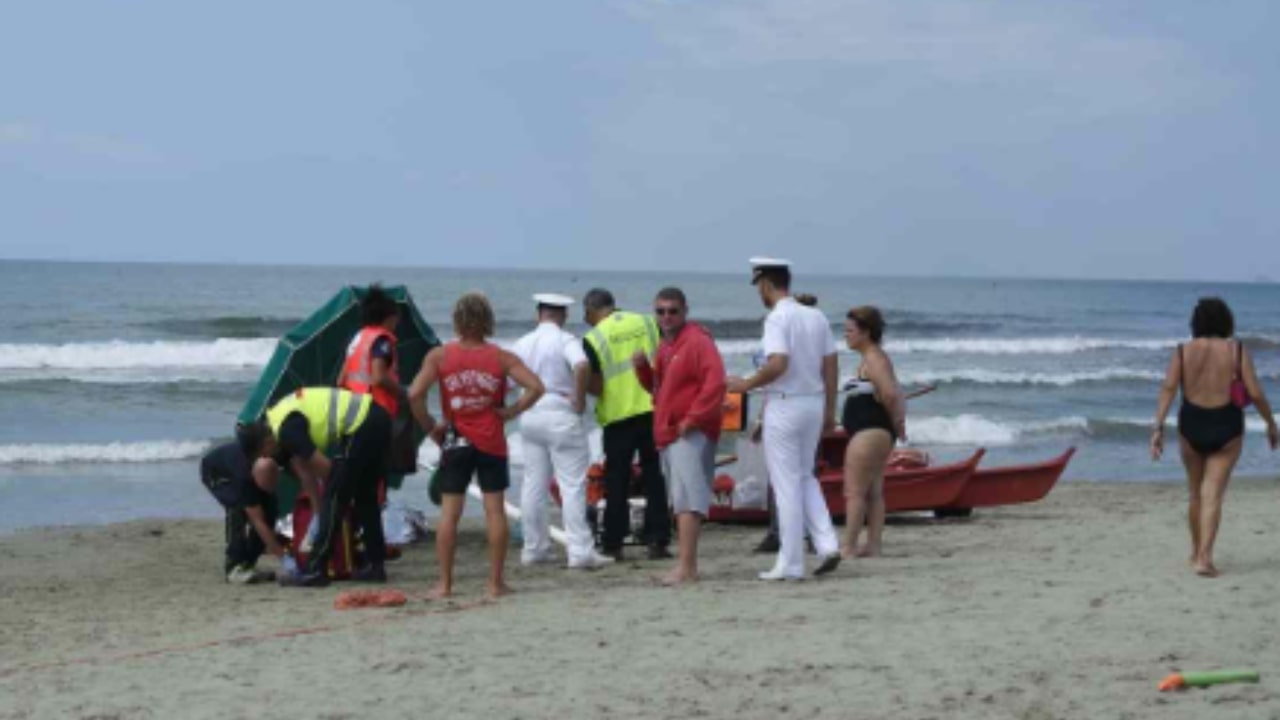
[
  {"x1": 762, "y1": 394, "x2": 839, "y2": 576},
  {"x1": 519, "y1": 400, "x2": 594, "y2": 563}
]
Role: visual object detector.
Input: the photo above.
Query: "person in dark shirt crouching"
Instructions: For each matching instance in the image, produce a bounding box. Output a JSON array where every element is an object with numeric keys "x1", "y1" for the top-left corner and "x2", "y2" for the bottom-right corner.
[{"x1": 199, "y1": 432, "x2": 288, "y2": 584}]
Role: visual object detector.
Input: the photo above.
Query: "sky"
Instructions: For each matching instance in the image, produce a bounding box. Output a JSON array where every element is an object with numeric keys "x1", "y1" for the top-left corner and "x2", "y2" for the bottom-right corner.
[{"x1": 0, "y1": 1, "x2": 1276, "y2": 281}]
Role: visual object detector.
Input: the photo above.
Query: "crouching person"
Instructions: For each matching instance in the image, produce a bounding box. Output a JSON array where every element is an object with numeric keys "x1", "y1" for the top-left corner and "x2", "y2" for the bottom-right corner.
[
  {"x1": 200, "y1": 437, "x2": 287, "y2": 584},
  {"x1": 242, "y1": 387, "x2": 392, "y2": 587}
]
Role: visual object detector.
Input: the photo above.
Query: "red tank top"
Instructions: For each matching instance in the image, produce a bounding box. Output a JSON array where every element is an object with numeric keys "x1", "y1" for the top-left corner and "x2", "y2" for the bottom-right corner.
[{"x1": 439, "y1": 342, "x2": 508, "y2": 457}]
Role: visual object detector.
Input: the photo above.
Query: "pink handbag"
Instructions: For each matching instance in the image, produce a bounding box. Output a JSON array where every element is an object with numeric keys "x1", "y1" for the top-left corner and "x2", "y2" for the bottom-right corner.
[{"x1": 1231, "y1": 341, "x2": 1252, "y2": 409}]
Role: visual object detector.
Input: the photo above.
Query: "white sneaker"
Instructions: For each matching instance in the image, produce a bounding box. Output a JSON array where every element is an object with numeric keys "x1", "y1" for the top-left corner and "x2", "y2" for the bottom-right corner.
[
  {"x1": 226, "y1": 565, "x2": 274, "y2": 584},
  {"x1": 520, "y1": 550, "x2": 558, "y2": 567},
  {"x1": 757, "y1": 567, "x2": 804, "y2": 582},
  {"x1": 567, "y1": 551, "x2": 614, "y2": 570}
]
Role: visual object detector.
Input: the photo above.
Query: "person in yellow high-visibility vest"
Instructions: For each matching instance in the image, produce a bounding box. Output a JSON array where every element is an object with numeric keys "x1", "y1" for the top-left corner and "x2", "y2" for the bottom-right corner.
[
  {"x1": 581, "y1": 288, "x2": 670, "y2": 561},
  {"x1": 240, "y1": 386, "x2": 392, "y2": 587}
]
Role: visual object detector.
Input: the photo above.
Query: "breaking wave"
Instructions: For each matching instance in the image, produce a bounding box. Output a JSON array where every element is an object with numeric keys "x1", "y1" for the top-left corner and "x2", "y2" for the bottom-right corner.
[
  {"x1": 0, "y1": 339, "x2": 276, "y2": 370},
  {"x1": 0, "y1": 440, "x2": 211, "y2": 465},
  {"x1": 908, "y1": 415, "x2": 1089, "y2": 446},
  {"x1": 898, "y1": 368, "x2": 1165, "y2": 387}
]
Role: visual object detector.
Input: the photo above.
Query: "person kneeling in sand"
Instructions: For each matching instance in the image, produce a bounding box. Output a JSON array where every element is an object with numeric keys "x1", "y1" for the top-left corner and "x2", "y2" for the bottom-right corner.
[
  {"x1": 409, "y1": 292, "x2": 544, "y2": 600},
  {"x1": 199, "y1": 437, "x2": 288, "y2": 584},
  {"x1": 635, "y1": 287, "x2": 726, "y2": 585}
]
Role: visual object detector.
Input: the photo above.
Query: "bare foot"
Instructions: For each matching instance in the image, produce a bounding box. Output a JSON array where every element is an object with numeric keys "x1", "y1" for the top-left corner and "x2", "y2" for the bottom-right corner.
[
  {"x1": 840, "y1": 545, "x2": 855, "y2": 559},
  {"x1": 854, "y1": 544, "x2": 881, "y2": 558},
  {"x1": 425, "y1": 583, "x2": 452, "y2": 600},
  {"x1": 1193, "y1": 562, "x2": 1220, "y2": 578},
  {"x1": 484, "y1": 581, "x2": 514, "y2": 601},
  {"x1": 652, "y1": 570, "x2": 697, "y2": 587}
]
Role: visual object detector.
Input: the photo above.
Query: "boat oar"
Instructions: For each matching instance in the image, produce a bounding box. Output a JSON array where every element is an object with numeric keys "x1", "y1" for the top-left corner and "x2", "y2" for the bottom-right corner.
[{"x1": 903, "y1": 383, "x2": 937, "y2": 401}]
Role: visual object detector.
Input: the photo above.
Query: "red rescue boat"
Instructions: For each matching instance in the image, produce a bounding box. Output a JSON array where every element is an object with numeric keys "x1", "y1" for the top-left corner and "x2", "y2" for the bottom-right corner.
[{"x1": 938, "y1": 446, "x2": 1076, "y2": 513}]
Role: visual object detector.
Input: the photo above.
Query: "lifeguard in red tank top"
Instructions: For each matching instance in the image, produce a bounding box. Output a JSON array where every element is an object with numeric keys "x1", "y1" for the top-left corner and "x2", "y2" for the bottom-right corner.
[{"x1": 439, "y1": 342, "x2": 508, "y2": 457}]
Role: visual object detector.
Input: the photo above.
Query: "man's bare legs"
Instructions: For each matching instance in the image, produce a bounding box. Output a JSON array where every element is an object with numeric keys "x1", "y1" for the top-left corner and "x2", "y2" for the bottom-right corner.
[
  {"x1": 1194, "y1": 437, "x2": 1242, "y2": 578},
  {"x1": 427, "y1": 493, "x2": 465, "y2": 599},
  {"x1": 842, "y1": 430, "x2": 892, "y2": 558},
  {"x1": 482, "y1": 491, "x2": 512, "y2": 600},
  {"x1": 657, "y1": 512, "x2": 701, "y2": 586}
]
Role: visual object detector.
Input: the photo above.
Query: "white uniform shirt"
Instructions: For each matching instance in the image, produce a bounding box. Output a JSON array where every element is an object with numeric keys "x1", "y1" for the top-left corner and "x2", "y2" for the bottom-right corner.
[
  {"x1": 760, "y1": 296, "x2": 836, "y2": 396},
  {"x1": 512, "y1": 321, "x2": 588, "y2": 408}
]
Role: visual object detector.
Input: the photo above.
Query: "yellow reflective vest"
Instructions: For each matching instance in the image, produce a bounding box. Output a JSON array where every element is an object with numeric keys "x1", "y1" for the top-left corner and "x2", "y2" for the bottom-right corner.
[
  {"x1": 584, "y1": 310, "x2": 659, "y2": 426},
  {"x1": 265, "y1": 387, "x2": 372, "y2": 452}
]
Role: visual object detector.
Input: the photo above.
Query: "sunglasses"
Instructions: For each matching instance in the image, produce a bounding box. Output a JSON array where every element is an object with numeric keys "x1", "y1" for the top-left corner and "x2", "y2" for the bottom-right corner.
[{"x1": 654, "y1": 307, "x2": 684, "y2": 317}]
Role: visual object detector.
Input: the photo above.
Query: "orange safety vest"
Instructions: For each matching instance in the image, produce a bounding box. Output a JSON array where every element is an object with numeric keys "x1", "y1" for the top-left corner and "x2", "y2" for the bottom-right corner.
[{"x1": 340, "y1": 326, "x2": 399, "y2": 417}]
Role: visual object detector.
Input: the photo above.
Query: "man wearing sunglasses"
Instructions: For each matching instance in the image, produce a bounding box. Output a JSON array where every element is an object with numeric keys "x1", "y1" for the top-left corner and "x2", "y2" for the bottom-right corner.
[{"x1": 635, "y1": 287, "x2": 726, "y2": 585}]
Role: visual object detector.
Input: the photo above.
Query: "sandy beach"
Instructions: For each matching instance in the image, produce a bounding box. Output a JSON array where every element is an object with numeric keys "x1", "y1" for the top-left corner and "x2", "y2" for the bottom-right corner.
[{"x1": 3, "y1": 479, "x2": 1280, "y2": 719}]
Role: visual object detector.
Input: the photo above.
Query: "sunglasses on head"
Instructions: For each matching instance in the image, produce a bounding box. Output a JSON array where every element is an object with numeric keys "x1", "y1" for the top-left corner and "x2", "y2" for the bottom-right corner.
[{"x1": 654, "y1": 307, "x2": 683, "y2": 316}]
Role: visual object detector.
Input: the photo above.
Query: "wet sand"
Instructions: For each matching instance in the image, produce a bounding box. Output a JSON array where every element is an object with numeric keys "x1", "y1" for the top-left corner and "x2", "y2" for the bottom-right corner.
[{"x1": 4, "y1": 479, "x2": 1280, "y2": 719}]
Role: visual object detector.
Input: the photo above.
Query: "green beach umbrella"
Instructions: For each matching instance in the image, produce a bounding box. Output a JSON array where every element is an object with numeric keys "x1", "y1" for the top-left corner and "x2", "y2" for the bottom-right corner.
[{"x1": 237, "y1": 285, "x2": 440, "y2": 508}]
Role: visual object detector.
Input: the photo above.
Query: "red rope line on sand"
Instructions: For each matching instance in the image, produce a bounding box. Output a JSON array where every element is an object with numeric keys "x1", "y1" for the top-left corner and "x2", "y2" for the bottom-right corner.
[{"x1": 0, "y1": 594, "x2": 490, "y2": 678}]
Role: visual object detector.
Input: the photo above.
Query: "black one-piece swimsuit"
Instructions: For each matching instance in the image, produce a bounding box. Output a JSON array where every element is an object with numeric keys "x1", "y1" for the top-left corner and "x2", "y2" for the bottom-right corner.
[
  {"x1": 841, "y1": 377, "x2": 897, "y2": 441},
  {"x1": 1176, "y1": 344, "x2": 1244, "y2": 456}
]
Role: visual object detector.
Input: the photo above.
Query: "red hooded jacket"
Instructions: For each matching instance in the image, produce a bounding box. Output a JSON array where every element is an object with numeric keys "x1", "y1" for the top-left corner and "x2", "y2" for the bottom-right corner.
[{"x1": 637, "y1": 321, "x2": 727, "y2": 450}]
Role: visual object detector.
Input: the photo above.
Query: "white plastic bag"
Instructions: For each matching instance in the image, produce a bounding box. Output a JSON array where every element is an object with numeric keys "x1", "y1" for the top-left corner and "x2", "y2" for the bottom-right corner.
[{"x1": 732, "y1": 437, "x2": 770, "y2": 510}]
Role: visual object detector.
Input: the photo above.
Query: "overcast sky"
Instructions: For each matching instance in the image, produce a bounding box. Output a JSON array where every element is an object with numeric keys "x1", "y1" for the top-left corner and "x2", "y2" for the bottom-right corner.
[{"x1": 1, "y1": 1, "x2": 1275, "y2": 281}]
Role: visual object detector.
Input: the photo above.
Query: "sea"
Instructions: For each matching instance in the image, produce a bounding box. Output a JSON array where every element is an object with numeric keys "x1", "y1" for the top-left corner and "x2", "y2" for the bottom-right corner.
[{"x1": 1, "y1": 259, "x2": 1278, "y2": 533}]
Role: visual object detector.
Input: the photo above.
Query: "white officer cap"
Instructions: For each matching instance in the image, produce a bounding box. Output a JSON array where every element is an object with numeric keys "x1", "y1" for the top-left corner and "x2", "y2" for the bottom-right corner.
[
  {"x1": 749, "y1": 257, "x2": 791, "y2": 284},
  {"x1": 533, "y1": 293, "x2": 575, "y2": 308}
]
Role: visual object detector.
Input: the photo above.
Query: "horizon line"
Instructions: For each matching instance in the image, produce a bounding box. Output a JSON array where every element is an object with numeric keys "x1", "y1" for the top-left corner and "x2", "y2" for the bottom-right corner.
[{"x1": 0, "y1": 255, "x2": 1273, "y2": 287}]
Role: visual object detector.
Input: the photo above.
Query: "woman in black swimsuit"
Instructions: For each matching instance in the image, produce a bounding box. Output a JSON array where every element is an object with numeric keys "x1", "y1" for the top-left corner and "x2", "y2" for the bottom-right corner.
[
  {"x1": 1152, "y1": 297, "x2": 1278, "y2": 577},
  {"x1": 841, "y1": 306, "x2": 906, "y2": 558}
]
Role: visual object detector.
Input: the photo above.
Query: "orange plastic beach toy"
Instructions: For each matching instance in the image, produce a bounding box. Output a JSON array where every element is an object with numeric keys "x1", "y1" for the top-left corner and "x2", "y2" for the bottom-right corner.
[{"x1": 334, "y1": 589, "x2": 408, "y2": 610}]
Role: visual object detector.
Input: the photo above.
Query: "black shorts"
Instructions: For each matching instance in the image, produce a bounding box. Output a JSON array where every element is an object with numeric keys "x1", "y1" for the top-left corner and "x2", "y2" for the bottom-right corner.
[{"x1": 436, "y1": 445, "x2": 509, "y2": 495}]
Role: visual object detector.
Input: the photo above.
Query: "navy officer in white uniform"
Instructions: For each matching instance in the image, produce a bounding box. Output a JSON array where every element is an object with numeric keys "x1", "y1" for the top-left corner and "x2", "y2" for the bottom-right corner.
[
  {"x1": 727, "y1": 258, "x2": 842, "y2": 580},
  {"x1": 511, "y1": 293, "x2": 613, "y2": 570}
]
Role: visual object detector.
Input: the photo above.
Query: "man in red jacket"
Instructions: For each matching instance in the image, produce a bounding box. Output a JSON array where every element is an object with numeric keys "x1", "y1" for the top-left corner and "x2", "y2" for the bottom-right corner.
[{"x1": 636, "y1": 287, "x2": 726, "y2": 585}]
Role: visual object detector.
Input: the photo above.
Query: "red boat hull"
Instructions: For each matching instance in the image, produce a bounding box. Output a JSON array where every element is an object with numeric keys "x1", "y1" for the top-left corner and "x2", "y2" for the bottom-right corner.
[
  {"x1": 940, "y1": 447, "x2": 1075, "y2": 510},
  {"x1": 708, "y1": 448, "x2": 985, "y2": 523}
]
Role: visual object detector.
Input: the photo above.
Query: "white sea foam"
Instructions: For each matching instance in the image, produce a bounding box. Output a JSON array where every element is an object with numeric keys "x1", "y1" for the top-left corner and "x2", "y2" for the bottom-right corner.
[
  {"x1": 0, "y1": 440, "x2": 211, "y2": 465},
  {"x1": 708, "y1": 337, "x2": 1179, "y2": 358},
  {"x1": 0, "y1": 339, "x2": 276, "y2": 370},
  {"x1": 0, "y1": 368, "x2": 261, "y2": 385},
  {"x1": 1106, "y1": 416, "x2": 1274, "y2": 434},
  {"x1": 898, "y1": 367, "x2": 1164, "y2": 386},
  {"x1": 908, "y1": 415, "x2": 1089, "y2": 446},
  {"x1": 887, "y1": 337, "x2": 1178, "y2": 355}
]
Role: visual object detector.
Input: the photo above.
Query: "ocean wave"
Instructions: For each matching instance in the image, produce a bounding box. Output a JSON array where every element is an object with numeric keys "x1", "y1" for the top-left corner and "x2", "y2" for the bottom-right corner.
[
  {"x1": 0, "y1": 369, "x2": 260, "y2": 385},
  {"x1": 1090, "y1": 416, "x2": 1275, "y2": 441},
  {"x1": 710, "y1": 338, "x2": 1179, "y2": 359},
  {"x1": 0, "y1": 339, "x2": 276, "y2": 370},
  {"x1": 908, "y1": 415, "x2": 1089, "y2": 446},
  {"x1": 1241, "y1": 335, "x2": 1280, "y2": 351},
  {"x1": 899, "y1": 368, "x2": 1165, "y2": 387},
  {"x1": 0, "y1": 440, "x2": 211, "y2": 465},
  {"x1": 887, "y1": 337, "x2": 1178, "y2": 355},
  {"x1": 138, "y1": 315, "x2": 301, "y2": 339}
]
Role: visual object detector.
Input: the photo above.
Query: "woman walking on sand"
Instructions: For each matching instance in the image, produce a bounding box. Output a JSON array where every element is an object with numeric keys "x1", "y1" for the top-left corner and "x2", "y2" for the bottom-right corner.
[
  {"x1": 1152, "y1": 297, "x2": 1278, "y2": 577},
  {"x1": 841, "y1": 306, "x2": 905, "y2": 558}
]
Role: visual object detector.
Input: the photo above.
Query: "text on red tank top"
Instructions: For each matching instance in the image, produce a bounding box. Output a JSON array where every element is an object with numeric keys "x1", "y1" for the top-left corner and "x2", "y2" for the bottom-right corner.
[{"x1": 441, "y1": 344, "x2": 505, "y2": 417}]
